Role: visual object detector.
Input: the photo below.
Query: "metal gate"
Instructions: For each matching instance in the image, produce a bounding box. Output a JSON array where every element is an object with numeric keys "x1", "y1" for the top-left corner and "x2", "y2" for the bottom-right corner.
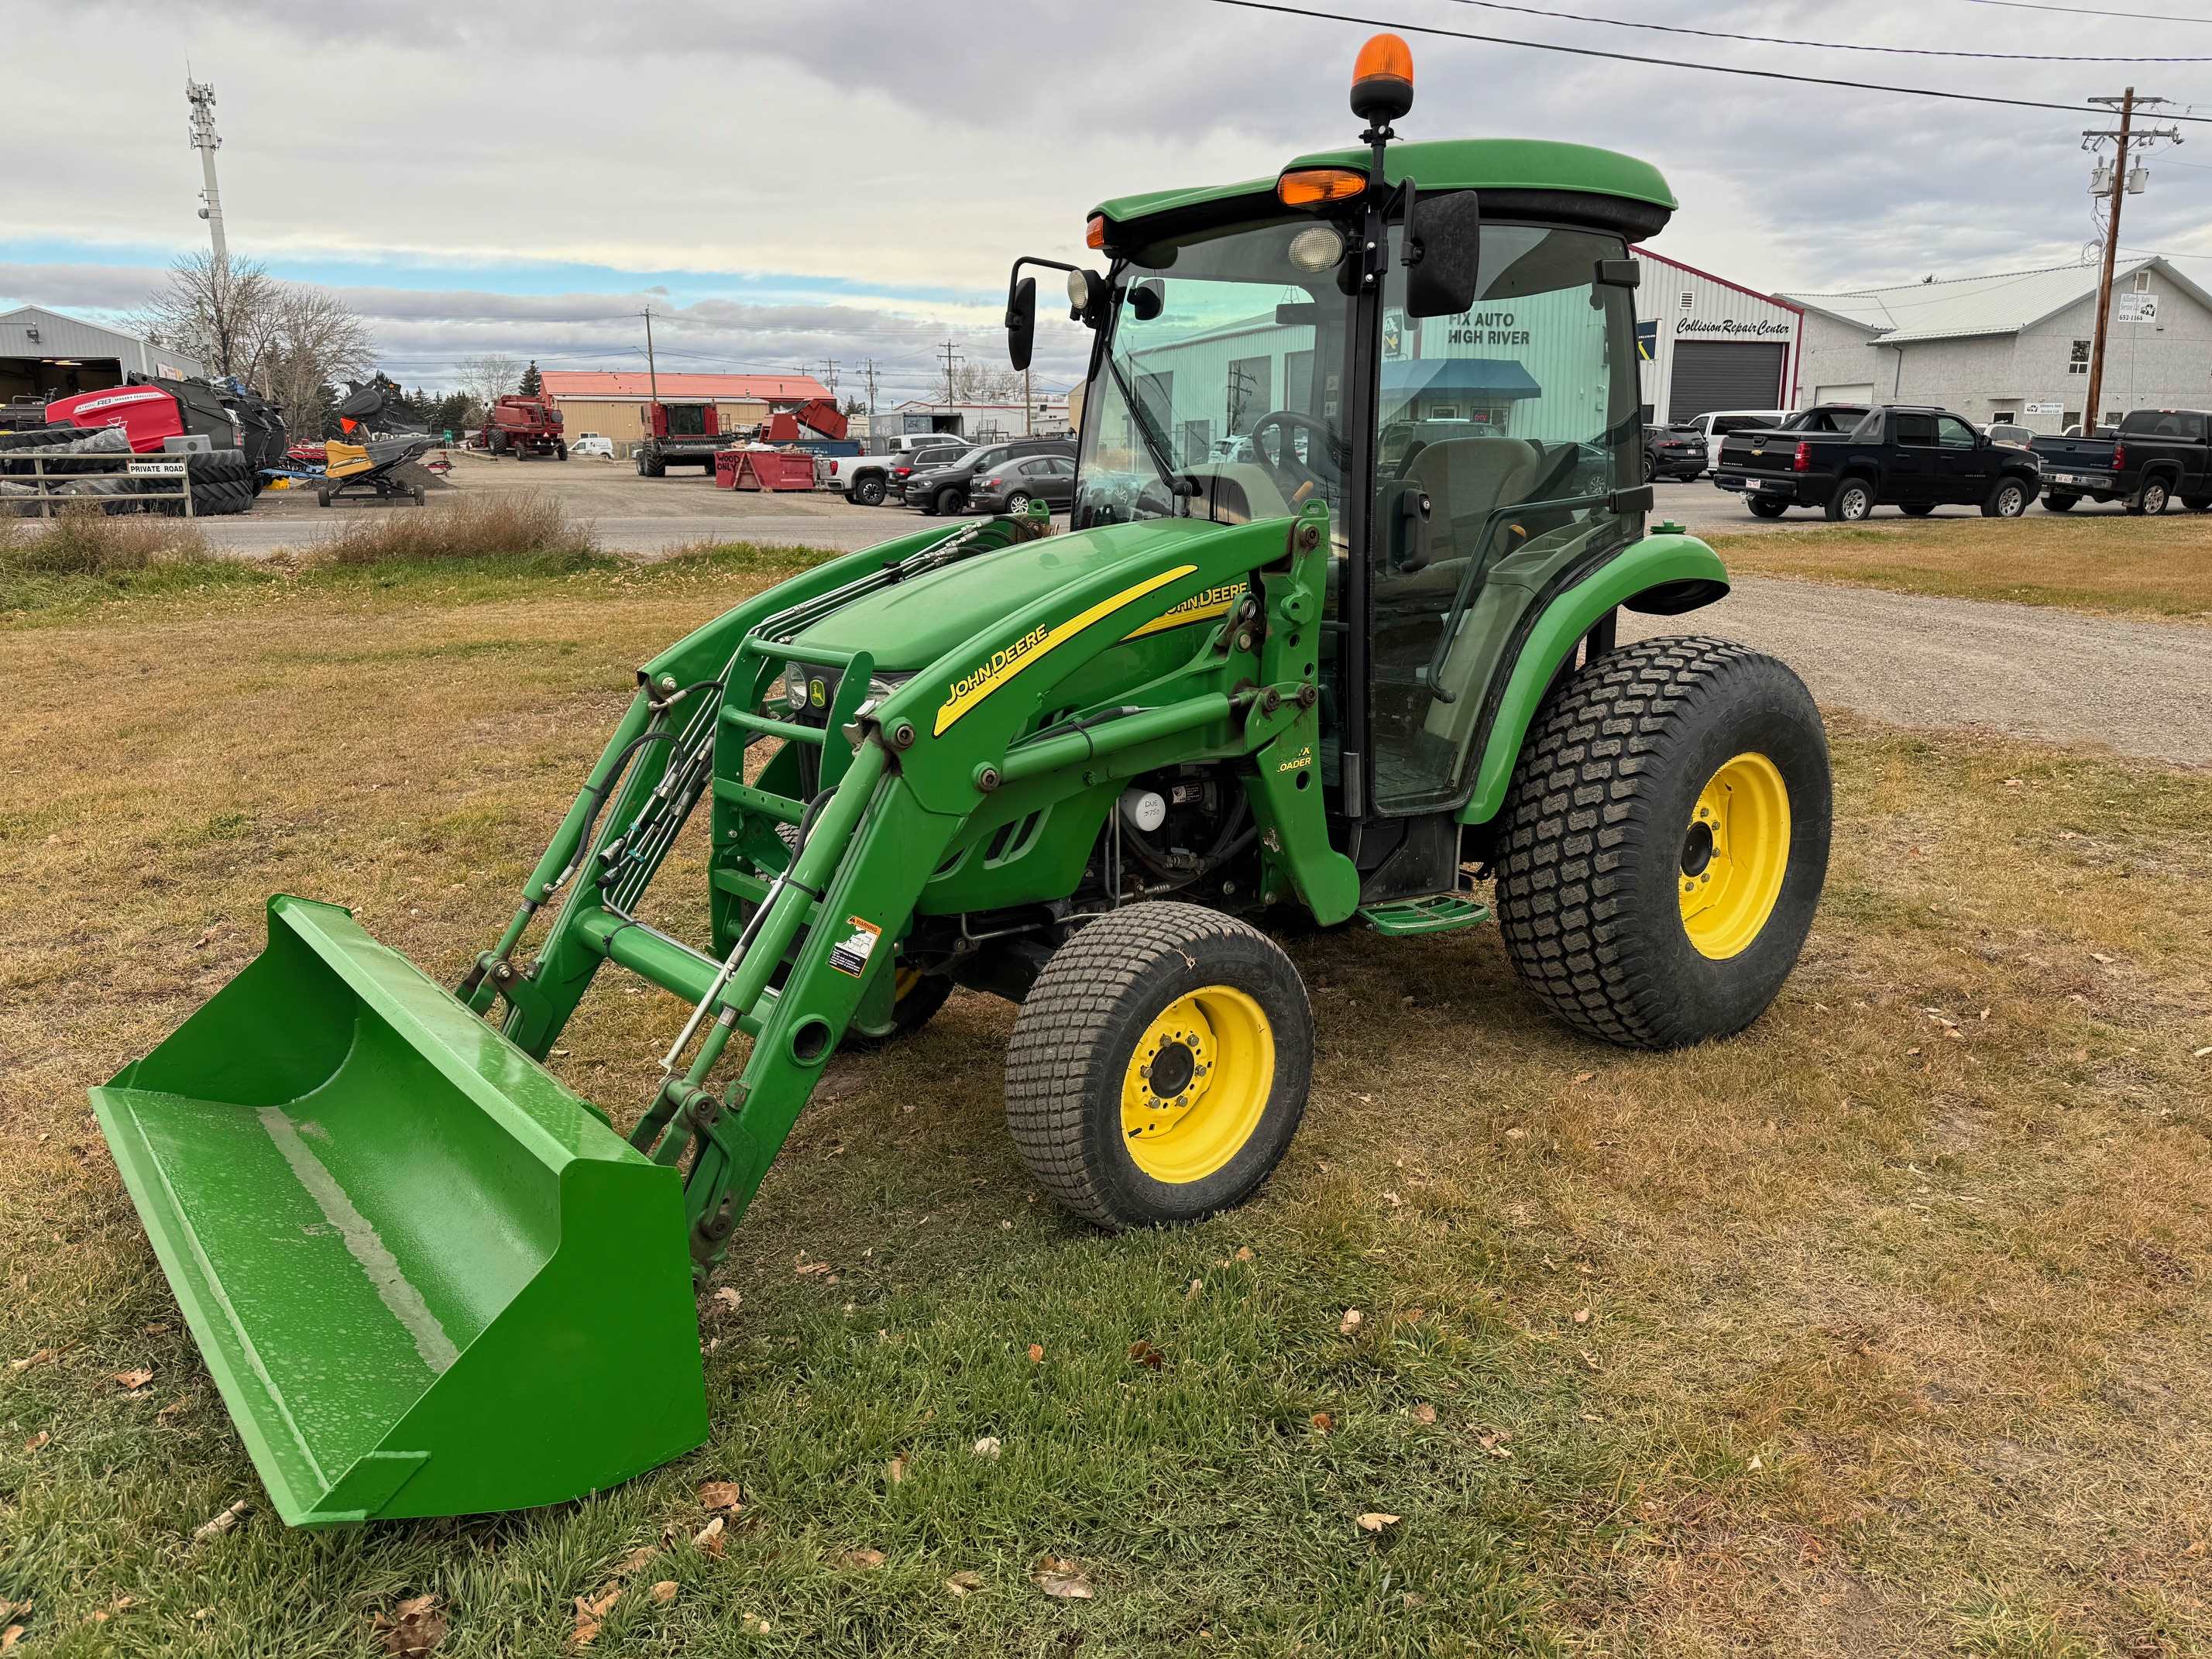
[{"x1": 1668, "y1": 342, "x2": 1788, "y2": 421}]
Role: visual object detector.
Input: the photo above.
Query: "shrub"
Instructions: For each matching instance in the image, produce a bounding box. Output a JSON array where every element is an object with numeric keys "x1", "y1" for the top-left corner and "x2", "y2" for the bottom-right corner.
[{"x1": 322, "y1": 495, "x2": 602, "y2": 568}]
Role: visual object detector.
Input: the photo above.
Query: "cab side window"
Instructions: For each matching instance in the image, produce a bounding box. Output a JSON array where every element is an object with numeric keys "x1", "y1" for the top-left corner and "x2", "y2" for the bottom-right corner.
[{"x1": 1936, "y1": 416, "x2": 1977, "y2": 448}]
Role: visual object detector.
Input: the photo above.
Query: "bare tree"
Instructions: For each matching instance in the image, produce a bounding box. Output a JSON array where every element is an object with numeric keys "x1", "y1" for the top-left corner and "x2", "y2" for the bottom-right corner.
[
  {"x1": 136, "y1": 251, "x2": 279, "y2": 380},
  {"x1": 945, "y1": 361, "x2": 1024, "y2": 405},
  {"x1": 458, "y1": 354, "x2": 524, "y2": 414},
  {"x1": 256, "y1": 284, "x2": 375, "y2": 436}
]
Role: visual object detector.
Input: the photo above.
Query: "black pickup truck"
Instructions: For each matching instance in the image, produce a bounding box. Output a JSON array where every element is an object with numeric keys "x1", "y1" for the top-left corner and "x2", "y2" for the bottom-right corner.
[
  {"x1": 1714, "y1": 404, "x2": 2041, "y2": 520},
  {"x1": 2030, "y1": 408, "x2": 2212, "y2": 515}
]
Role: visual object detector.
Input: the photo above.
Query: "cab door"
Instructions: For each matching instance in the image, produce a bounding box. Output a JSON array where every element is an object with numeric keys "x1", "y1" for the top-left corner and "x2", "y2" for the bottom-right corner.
[
  {"x1": 1887, "y1": 410, "x2": 1940, "y2": 505},
  {"x1": 1932, "y1": 413, "x2": 1990, "y2": 503}
]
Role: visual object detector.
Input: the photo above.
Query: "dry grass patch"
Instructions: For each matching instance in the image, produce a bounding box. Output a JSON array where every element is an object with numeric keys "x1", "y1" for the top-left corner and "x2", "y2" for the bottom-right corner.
[
  {"x1": 1712, "y1": 512, "x2": 2212, "y2": 620},
  {"x1": 323, "y1": 491, "x2": 601, "y2": 568},
  {"x1": 0, "y1": 500, "x2": 217, "y2": 576},
  {"x1": 2, "y1": 575, "x2": 2210, "y2": 1655}
]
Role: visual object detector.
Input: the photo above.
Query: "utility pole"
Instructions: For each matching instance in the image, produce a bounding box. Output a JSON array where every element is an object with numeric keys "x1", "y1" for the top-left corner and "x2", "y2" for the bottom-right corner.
[
  {"x1": 821, "y1": 359, "x2": 840, "y2": 400},
  {"x1": 863, "y1": 358, "x2": 878, "y2": 423},
  {"x1": 185, "y1": 73, "x2": 228, "y2": 263},
  {"x1": 2083, "y1": 90, "x2": 2180, "y2": 431},
  {"x1": 641, "y1": 307, "x2": 660, "y2": 405},
  {"x1": 1024, "y1": 365, "x2": 1033, "y2": 435},
  {"x1": 939, "y1": 338, "x2": 961, "y2": 409}
]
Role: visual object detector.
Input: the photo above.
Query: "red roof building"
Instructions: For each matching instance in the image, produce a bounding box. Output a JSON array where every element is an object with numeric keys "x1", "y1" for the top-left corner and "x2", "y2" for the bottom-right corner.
[{"x1": 537, "y1": 371, "x2": 831, "y2": 403}]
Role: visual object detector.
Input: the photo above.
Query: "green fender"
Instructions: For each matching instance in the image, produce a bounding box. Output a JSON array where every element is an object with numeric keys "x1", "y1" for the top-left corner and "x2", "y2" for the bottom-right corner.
[{"x1": 1457, "y1": 531, "x2": 1729, "y2": 826}]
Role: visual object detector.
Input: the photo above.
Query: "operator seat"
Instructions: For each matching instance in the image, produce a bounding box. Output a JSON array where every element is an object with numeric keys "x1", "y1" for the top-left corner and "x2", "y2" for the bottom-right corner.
[{"x1": 1388, "y1": 436, "x2": 1544, "y2": 601}]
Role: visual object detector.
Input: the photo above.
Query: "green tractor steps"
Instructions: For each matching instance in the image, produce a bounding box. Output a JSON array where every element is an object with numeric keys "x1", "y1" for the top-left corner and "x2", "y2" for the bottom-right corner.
[{"x1": 92, "y1": 38, "x2": 1832, "y2": 1526}]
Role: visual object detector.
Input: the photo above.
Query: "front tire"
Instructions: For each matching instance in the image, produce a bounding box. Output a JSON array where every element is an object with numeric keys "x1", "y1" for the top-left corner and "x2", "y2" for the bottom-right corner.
[
  {"x1": 1493, "y1": 637, "x2": 1832, "y2": 1050},
  {"x1": 1983, "y1": 476, "x2": 2029, "y2": 517},
  {"x1": 1826, "y1": 478, "x2": 1874, "y2": 521},
  {"x1": 935, "y1": 486, "x2": 965, "y2": 517},
  {"x1": 1900, "y1": 503, "x2": 1936, "y2": 517},
  {"x1": 2184, "y1": 495, "x2": 2212, "y2": 511},
  {"x1": 1747, "y1": 497, "x2": 1788, "y2": 519},
  {"x1": 1006, "y1": 903, "x2": 1311, "y2": 1230}
]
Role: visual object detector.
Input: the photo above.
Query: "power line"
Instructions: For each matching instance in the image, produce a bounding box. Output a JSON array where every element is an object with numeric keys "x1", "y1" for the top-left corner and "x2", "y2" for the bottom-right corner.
[
  {"x1": 1442, "y1": 0, "x2": 2212, "y2": 59},
  {"x1": 1959, "y1": 0, "x2": 2212, "y2": 24},
  {"x1": 1204, "y1": 0, "x2": 2212, "y2": 122}
]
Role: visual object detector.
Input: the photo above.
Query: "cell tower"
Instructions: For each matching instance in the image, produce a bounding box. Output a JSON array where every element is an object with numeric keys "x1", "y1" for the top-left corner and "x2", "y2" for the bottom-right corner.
[{"x1": 185, "y1": 74, "x2": 228, "y2": 263}]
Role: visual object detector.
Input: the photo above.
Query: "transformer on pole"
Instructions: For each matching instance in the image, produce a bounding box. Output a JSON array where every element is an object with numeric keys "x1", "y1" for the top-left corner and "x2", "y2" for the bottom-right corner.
[{"x1": 186, "y1": 74, "x2": 228, "y2": 264}]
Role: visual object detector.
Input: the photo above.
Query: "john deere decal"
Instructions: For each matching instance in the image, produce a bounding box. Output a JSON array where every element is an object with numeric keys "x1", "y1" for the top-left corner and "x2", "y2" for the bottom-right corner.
[
  {"x1": 935, "y1": 566, "x2": 1197, "y2": 733},
  {"x1": 1121, "y1": 580, "x2": 1247, "y2": 641}
]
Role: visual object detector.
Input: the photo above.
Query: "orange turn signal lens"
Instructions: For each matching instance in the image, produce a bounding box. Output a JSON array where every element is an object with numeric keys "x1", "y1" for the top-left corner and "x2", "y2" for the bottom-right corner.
[
  {"x1": 1352, "y1": 32, "x2": 1414, "y2": 89},
  {"x1": 1085, "y1": 215, "x2": 1108, "y2": 249},
  {"x1": 1276, "y1": 167, "x2": 1367, "y2": 208}
]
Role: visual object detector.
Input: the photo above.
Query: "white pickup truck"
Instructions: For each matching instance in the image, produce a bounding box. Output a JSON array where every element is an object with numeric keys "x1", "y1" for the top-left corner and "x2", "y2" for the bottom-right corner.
[{"x1": 816, "y1": 452, "x2": 898, "y2": 506}]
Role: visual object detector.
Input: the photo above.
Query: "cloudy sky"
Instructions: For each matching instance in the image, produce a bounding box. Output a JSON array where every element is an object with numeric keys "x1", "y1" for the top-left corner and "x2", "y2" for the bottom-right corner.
[{"x1": 6, "y1": 0, "x2": 2210, "y2": 401}]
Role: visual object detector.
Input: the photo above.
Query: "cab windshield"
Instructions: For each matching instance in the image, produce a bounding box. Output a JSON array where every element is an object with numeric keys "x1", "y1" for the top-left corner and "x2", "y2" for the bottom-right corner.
[{"x1": 1073, "y1": 215, "x2": 1356, "y2": 534}]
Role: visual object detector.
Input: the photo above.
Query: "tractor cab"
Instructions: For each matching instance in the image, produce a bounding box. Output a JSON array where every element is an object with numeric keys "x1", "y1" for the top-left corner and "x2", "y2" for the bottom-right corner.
[{"x1": 1008, "y1": 51, "x2": 1671, "y2": 884}]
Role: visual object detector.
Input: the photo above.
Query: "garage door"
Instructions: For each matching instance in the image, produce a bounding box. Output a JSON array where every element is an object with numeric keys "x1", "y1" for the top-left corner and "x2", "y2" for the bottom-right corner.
[
  {"x1": 1813, "y1": 382, "x2": 1874, "y2": 404},
  {"x1": 1668, "y1": 342, "x2": 1788, "y2": 421}
]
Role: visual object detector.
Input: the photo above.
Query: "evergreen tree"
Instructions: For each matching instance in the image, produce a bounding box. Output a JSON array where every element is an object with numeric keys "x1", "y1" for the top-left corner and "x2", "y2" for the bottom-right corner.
[{"x1": 519, "y1": 359, "x2": 541, "y2": 397}]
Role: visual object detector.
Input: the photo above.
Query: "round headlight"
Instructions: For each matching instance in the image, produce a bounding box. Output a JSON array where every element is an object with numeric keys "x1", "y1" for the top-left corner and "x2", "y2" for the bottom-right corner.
[
  {"x1": 1288, "y1": 224, "x2": 1346, "y2": 273},
  {"x1": 784, "y1": 662, "x2": 807, "y2": 707}
]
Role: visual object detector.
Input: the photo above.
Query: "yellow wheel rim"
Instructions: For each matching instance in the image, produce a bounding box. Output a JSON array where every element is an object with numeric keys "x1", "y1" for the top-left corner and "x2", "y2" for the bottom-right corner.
[
  {"x1": 1119, "y1": 984, "x2": 1274, "y2": 1185},
  {"x1": 1678, "y1": 751, "x2": 1791, "y2": 960},
  {"x1": 893, "y1": 965, "x2": 922, "y2": 1002}
]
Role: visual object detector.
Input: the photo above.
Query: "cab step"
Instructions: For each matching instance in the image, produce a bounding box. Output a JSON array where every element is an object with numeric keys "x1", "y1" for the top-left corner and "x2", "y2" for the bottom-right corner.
[{"x1": 1355, "y1": 893, "x2": 1492, "y2": 936}]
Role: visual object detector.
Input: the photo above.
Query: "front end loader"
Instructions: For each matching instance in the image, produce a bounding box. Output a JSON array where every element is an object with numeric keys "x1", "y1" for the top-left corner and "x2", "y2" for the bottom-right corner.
[{"x1": 92, "y1": 34, "x2": 1832, "y2": 1526}]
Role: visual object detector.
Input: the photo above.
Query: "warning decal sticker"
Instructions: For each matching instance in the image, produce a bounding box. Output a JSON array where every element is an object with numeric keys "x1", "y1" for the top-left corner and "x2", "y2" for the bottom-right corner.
[{"x1": 827, "y1": 915, "x2": 883, "y2": 978}]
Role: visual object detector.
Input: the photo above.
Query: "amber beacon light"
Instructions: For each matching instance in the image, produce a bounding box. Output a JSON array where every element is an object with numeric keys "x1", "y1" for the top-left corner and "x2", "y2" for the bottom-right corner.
[{"x1": 1350, "y1": 32, "x2": 1414, "y2": 125}]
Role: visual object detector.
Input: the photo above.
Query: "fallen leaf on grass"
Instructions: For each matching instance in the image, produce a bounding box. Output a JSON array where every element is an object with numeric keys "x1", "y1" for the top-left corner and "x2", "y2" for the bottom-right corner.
[
  {"x1": 795, "y1": 1259, "x2": 833, "y2": 1276},
  {"x1": 191, "y1": 1499, "x2": 251, "y2": 1543},
  {"x1": 1338, "y1": 1308, "x2": 1363, "y2": 1336},
  {"x1": 845, "y1": 1549, "x2": 886, "y2": 1569},
  {"x1": 1127, "y1": 1339, "x2": 1164, "y2": 1371},
  {"x1": 1032, "y1": 1555, "x2": 1094, "y2": 1599},
  {"x1": 692, "y1": 1516, "x2": 726, "y2": 1558},
  {"x1": 744, "y1": 1614, "x2": 773, "y2": 1634},
  {"x1": 972, "y1": 1436, "x2": 1002, "y2": 1461},
  {"x1": 1571, "y1": 1070, "x2": 1595, "y2": 1085},
  {"x1": 571, "y1": 1584, "x2": 621, "y2": 1650},
  {"x1": 22, "y1": 1431, "x2": 48, "y2": 1454},
  {"x1": 944, "y1": 1570, "x2": 984, "y2": 1597},
  {"x1": 1027, "y1": 1343, "x2": 1045, "y2": 1363},
  {"x1": 1476, "y1": 1431, "x2": 1513, "y2": 1459},
  {"x1": 1310, "y1": 1412, "x2": 1334, "y2": 1433},
  {"x1": 1356, "y1": 1512, "x2": 1400, "y2": 1533},
  {"x1": 113, "y1": 1367, "x2": 154, "y2": 1393},
  {"x1": 1407, "y1": 1403, "x2": 1437, "y2": 1425},
  {"x1": 885, "y1": 1452, "x2": 909, "y2": 1485},
  {"x1": 1572, "y1": 1308, "x2": 1592, "y2": 1326},
  {"x1": 1, "y1": 1626, "x2": 21, "y2": 1653},
  {"x1": 697, "y1": 1479, "x2": 744, "y2": 1513},
  {"x1": 88, "y1": 1592, "x2": 136, "y2": 1625},
  {"x1": 156, "y1": 1397, "x2": 190, "y2": 1423},
  {"x1": 649, "y1": 1582, "x2": 677, "y2": 1605},
  {"x1": 1234, "y1": 1245, "x2": 1254, "y2": 1262},
  {"x1": 712, "y1": 1288, "x2": 741, "y2": 1310},
  {"x1": 371, "y1": 1592, "x2": 447, "y2": 1657},
  {"x1": 1185, "y1": 1278, "x2": 1203, "y2": 1300}
]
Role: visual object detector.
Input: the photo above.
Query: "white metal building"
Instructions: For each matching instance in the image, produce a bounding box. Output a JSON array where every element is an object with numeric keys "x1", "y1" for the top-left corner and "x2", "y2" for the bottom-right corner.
[
  {"x1": 0, "y1": 305, "x2": 206, "y2": 405},
  {"x1": 1782, "y1": 257, "x2": 2212, "y2": 433},
  {"x1": 1630, "y1": 249, "x2": 1803, "y2": 426}
]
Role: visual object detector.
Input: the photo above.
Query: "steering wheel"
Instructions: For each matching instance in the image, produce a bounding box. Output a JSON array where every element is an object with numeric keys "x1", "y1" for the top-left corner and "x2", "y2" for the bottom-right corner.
[{"x1": 1249, "y1": 409, "x2": 1343, "y2": 495}]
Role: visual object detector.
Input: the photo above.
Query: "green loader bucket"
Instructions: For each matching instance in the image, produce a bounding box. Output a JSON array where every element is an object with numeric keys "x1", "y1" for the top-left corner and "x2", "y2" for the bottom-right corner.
[{"x1": 90, "y1": 896, "x2": 709, "y2": 1526}]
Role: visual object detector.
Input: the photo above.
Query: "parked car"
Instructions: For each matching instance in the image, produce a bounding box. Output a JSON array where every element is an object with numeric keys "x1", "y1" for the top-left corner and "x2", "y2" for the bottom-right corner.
[
  {"x1": 819, "y1": 451, "x2": 897, "y2": 505},
  {"x1": 1678, "y1": 408, "x2": 1789, "y2": 476},
  {"x1": 884, "y1": 443, "x2": 970, "y2": 505},
  {"x1": 967, "y1": 452, "x2": 1078, "y2": 514},
  {"x1": 570, "y1": 433, "x2": 616, "y2": 461},
  {"x1": 1981, "y1": 421, "x2": 2034, "y2": 451},
  {"x1": 903, "y1": 437, "x2": 1077, "y2": 515},
  {"x1": 1644, "y1": 424, "x2": 1705, "y2": 482},
  {"x1": 2030, "y1": 407, "x2": 2212, "y2": 514},
  {"x1": 881, "y1": 432, "x2": 967, "y2": 457},
  {"x1": 1713, "y1": 404, "x2": 2041, "y2": 520}
]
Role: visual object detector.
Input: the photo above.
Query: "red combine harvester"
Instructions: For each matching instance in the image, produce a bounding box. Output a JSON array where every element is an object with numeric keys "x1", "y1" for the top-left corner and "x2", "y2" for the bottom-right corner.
[
  {"x1": 633, "y1": 401, "x2": 727, "y2": 476},
  {"x1": 480, "y1": 394, "x2": 565, "y2": 459}
]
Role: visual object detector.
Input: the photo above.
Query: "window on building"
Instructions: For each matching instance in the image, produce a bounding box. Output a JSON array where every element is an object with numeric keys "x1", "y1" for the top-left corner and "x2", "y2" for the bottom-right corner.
[
  {"x1": 2068, "y1": 339, "x2": 2091, "y2": 374},
  {"x1": 2132, "y1": 269, "x2": 2152, "y2": 293}
]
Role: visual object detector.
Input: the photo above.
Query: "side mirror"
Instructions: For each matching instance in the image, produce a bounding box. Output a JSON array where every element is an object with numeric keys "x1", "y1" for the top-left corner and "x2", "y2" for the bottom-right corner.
[
  {"x1": 1405, "y1": 191, "x2": 1482, "y2": 319},
  {"x1": 1005, "y1": 275, "x2": 1036, "y2": 372}
]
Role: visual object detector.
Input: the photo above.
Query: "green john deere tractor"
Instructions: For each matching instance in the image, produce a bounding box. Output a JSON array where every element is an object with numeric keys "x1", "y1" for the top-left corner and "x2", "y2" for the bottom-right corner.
[{"x1": 91, "y1": 35, "x2": 1830, "y2": 1526}]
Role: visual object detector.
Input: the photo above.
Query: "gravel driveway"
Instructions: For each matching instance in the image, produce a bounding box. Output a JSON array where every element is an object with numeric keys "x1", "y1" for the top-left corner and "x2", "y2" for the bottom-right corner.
[{"x1": 1622, "y1": 574, "x2": 2212, "y2": 767}]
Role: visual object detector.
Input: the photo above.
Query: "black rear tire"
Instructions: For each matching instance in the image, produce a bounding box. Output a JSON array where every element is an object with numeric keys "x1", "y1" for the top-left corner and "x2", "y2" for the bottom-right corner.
[
  {"x1": 2043, "y1": 492, "x2": 2078, "y2": 512},
  {"x1": 2184, "y1": 495, "x2": 2212, "y2": 512},
  {"x1": 2128, "y1": 477, "x2": 2171, "y2": 517},
  {"x1": 1005, "y1": 491, "x2": 1032, "y2": 514},
  {"x1": 1747, "y1": 498, "x2": 1788, "y2": 519},
  {"x1": 1826, "y1": 478, "x2": 1875, "y2": 521},
  {"x1": 853, "y1": 474, "x2": 886, "y2": 507},
  {"x1": 1900, "y1": 503, "x2": 1936, "y2": 517},
  {"x1": 1493, "y1": 637, "x2": 1832, "y2": 1050},
  {"x1": 1006, "y1": 903, "x2": 1311, "y2": 1230}
]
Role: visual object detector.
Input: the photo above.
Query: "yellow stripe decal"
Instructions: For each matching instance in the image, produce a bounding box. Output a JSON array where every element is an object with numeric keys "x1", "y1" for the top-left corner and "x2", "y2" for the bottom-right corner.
[
  {"x1": 934, "y1": 565, "x2": 1198, "y2": 735},
  {"x1": 1119, "y1": 579, "x2": 1248, "y2": 641}
]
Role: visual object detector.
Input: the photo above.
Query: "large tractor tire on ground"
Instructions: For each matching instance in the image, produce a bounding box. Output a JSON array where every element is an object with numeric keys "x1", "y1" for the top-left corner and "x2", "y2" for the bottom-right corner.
[
  {"x1": 1005, "y1": 902, "x2": 1311, "y2": 1230},
  {"x1": 1492, "y1": 636, "x2": 1831, "y2": 1050},
  {"x1": 185, "y1": 451, "x2": 256, "y2": 516}
]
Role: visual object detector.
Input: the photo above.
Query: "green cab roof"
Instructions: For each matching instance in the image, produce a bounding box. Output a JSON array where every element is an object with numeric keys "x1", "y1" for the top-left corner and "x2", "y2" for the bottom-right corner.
[{"x1": 1093, "y1": 137, "x2": 1674, "y2": 234}]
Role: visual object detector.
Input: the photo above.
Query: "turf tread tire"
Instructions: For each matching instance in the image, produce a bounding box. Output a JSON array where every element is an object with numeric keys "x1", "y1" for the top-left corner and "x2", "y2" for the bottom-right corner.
[
  {"x1": 1492, "y1": 635, "x2": 1831, "y2": 1051},
  {"x1": 1005, "y1": 902, "x2": 1310, "y2": 1231}
]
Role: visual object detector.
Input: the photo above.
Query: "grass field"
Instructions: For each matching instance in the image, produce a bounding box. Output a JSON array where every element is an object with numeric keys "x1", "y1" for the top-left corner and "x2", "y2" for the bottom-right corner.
[
  {"x1": 1712, "y1": 512, "x2": 2212, "y2": 620},
  {"x1": 4, "y1": 551, "x2": 2212, "y2": 1657}
]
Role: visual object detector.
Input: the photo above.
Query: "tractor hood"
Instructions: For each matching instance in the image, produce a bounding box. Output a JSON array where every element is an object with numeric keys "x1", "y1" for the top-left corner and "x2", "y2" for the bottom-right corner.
[{"x1": 787, "y1": 518, "x2": 1248, "y2": 674}]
